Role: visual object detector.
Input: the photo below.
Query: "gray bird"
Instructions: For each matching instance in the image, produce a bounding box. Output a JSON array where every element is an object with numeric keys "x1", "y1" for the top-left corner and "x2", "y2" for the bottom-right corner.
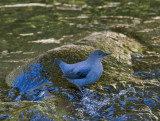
[{"x1": 55, "y1": 50, "x2": 112, "y2": 92}]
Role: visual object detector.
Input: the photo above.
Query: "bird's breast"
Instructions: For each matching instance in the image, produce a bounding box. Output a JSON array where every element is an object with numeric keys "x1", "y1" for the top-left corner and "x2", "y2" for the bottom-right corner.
[{"x1": 88, "y1": 63, "x2": 103, "y2": 80}]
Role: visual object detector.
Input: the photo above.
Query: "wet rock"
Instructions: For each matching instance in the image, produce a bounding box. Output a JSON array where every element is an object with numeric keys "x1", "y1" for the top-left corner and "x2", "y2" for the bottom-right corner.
[
  {"x1": 0, "y1": 98, "x2": 71, "y2": 121},
  {"x1": 6, "y1": 31, "x2": 143, "y2": 91}
]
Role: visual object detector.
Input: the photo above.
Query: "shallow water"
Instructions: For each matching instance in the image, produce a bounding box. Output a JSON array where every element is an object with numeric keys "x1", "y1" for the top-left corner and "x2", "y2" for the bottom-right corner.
[{"x1": 0, "y1": 0, "x2": 160, "y2": 120}]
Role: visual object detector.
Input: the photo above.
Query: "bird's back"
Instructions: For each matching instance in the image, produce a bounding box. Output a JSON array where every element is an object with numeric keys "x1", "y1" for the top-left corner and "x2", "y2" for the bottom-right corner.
[
  {"x1": 55, "y1": 58, "x2": 88, "y2": 74},
  {"x1": 67, "y1": 61, "x2": 103, "y2": 87}
]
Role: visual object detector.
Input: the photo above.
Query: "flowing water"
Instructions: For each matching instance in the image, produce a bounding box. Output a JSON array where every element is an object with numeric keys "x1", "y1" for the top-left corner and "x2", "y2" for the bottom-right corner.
[{"x1": 0, "y1": 0, "x2": 160, "y2": 120}]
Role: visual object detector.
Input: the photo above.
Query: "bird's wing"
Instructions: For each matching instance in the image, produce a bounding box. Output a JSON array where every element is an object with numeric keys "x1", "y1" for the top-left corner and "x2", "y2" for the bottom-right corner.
[{"x1": 62, "y1": 68, "x2": 90, "y2": 79}]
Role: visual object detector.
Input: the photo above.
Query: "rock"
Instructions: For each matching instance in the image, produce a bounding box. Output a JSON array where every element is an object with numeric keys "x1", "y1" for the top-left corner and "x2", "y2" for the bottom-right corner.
[{"x1": 6, "y1": 31, "x2": 142, "y2": 92}]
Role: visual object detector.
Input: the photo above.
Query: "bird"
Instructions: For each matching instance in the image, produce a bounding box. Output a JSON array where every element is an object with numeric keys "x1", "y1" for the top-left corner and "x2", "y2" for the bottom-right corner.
[{"x1": 54, "y1": 50, "x2": 112, "y2": 92}]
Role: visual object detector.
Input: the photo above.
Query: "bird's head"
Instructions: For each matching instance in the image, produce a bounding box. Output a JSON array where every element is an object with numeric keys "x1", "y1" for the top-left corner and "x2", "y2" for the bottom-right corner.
[{"x1": 88, "y1": 50, "x2": 112, "y2": 62}]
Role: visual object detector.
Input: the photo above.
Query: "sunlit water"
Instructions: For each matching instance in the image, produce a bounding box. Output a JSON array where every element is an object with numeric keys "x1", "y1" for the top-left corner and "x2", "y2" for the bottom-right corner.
[
  {"x1": 2, "y1": 79, "x2": 160, "y2": 120},
  {"x1": 0, "y1": 0, "x2": 160, "y2": 120}
]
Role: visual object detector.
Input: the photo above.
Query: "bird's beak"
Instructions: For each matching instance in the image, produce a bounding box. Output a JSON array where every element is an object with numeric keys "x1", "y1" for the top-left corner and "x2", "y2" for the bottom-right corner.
[{"x1": 104, "y1": 53, "x2": 112, "y2": 56}]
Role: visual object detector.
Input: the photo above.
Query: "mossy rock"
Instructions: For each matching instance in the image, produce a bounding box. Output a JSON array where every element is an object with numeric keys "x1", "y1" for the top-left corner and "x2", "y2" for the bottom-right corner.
[{"x1": 6, "y1": 31, "x2": 143, "y2": 91}]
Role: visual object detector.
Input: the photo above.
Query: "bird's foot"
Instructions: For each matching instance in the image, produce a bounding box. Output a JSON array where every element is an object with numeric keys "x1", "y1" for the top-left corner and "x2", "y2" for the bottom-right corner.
[{"x1": 78, "y1": 87, "x2": 85, "y2": 96}]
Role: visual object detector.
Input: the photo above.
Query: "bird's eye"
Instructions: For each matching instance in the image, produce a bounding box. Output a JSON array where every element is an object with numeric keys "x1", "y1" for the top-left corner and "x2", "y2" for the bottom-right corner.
[{"x1": 98, "y1": 53, "x2": 101, "y2": 55}]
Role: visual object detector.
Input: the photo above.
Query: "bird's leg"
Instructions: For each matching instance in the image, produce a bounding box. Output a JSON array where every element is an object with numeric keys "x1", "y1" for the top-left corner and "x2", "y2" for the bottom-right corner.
[{"x1": 78, "y1": 87, "x2": 84, "y2": 95}]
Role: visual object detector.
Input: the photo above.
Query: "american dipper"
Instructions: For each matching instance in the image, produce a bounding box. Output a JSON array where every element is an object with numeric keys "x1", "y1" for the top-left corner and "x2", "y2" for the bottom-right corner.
[{"x1": 55, "y1": 50, "x2": 112, "y2": 91}]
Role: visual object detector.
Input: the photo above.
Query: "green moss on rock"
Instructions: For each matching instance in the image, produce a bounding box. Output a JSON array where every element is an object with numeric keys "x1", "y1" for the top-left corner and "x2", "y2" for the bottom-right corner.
[{"x1": 6, "y1": 31, "x2": 143, "y2": 90}]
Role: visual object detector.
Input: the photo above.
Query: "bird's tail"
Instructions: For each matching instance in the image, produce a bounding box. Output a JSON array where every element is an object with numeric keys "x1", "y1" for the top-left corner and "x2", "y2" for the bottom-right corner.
[
  {"x1": 54, "y1": 58, "x2": 67, "y2": 73},
  {"x1": 54, "y1": 58, "x2": 62, "y2": 65}
]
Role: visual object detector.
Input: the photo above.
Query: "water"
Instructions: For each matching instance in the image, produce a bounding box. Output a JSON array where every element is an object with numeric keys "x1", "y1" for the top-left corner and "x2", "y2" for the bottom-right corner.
[{"x1": 0, "y1": 0, "x2": 160, "y2": 120}]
